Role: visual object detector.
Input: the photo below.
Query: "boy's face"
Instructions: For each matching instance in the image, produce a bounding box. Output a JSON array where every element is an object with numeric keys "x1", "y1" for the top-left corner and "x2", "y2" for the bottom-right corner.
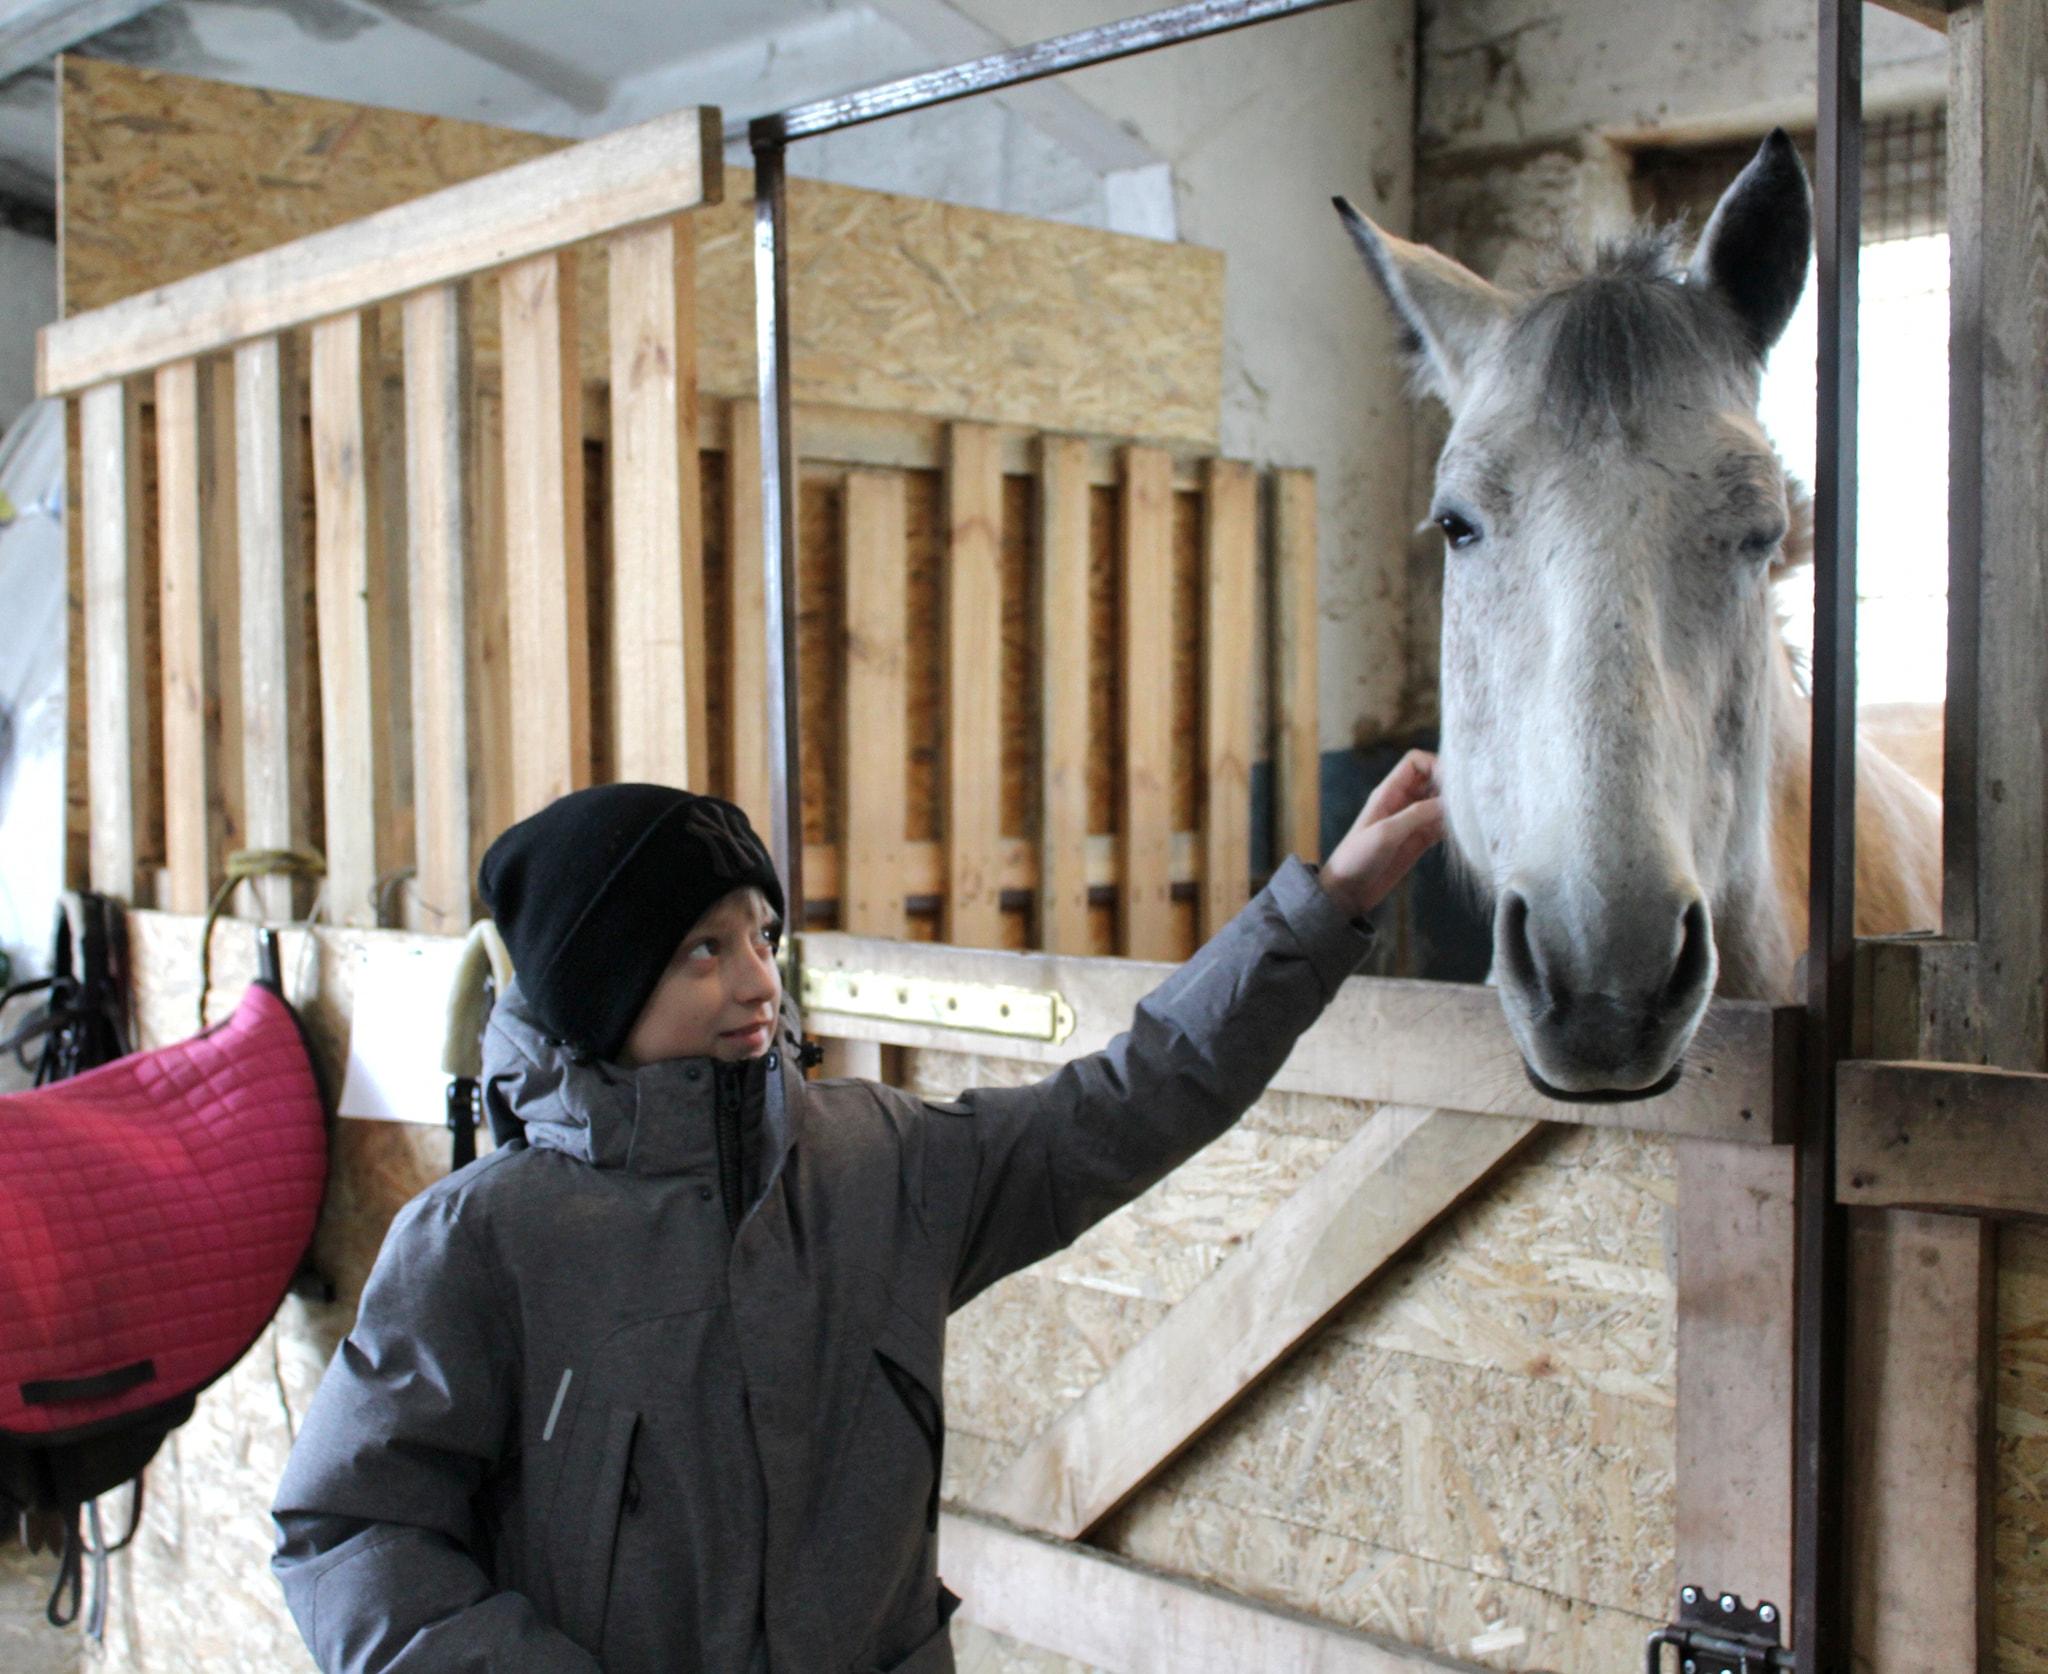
[{"x1": 619, "y1": 886, "x2": 783, "y2": 1067}]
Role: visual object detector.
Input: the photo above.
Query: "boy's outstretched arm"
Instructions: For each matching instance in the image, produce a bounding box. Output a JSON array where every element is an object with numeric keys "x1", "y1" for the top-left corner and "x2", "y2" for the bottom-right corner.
[
  {"x1": 272, "y1": 1191, "x2": 603, "y2": 1674},
  {"x1": 926, "y1": 752, "x2": 1445, "y2": 1308}
]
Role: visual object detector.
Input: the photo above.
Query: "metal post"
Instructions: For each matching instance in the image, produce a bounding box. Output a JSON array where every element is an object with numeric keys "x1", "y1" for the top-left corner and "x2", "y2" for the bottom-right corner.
[
  {"x1": 751, "y1": 137, "x2": 804, "y2": 927},
  {"x1": 1793, "y1": 0, "x2": 1860, "y2": 1666}
]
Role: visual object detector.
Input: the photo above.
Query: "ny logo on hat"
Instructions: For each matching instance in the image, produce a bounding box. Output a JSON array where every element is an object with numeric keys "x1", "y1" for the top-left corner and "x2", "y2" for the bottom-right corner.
[{"x1": 684, "y1": 799, "x2": 767, "y2": 881}]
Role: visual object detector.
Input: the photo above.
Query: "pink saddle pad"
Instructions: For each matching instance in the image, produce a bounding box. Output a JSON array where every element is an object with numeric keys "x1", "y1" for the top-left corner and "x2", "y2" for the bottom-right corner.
[{"x1": 0, "y1": 981, "x2": 327, "y2": 1438}]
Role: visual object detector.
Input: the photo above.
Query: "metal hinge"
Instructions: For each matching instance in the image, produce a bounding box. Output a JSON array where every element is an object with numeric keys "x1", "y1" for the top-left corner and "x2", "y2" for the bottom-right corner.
[
  {"x1": 1646, "y1": 1586, "x2": 1794, "y2": 1674},
  {"x1": 799, "y1": 964, "x2": 1076, "y2": 1046}
]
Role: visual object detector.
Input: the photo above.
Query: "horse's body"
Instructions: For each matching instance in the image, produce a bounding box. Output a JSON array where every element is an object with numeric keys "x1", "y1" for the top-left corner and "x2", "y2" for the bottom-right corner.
[{"x1": 1341, "y1": 131, "x2": 1941, "y2": 1095}]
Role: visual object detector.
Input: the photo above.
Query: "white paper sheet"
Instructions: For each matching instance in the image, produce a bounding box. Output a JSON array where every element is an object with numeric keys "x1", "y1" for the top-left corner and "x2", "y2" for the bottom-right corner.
[{"x1": 336, "y1": 937, "x2": 468, "y2": 1123}]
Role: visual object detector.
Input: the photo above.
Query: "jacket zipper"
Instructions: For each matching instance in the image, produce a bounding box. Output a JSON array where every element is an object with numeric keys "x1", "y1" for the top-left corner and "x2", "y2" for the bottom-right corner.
[{"x1": 713, "y1": 1063, "x2": 744, "y2": 1235}]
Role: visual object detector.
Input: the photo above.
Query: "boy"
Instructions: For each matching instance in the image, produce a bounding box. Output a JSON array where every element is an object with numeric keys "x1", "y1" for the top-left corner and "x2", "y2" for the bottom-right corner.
[{"x1": 273, "y1": 759, "x2": 1443, "y2": 1674}]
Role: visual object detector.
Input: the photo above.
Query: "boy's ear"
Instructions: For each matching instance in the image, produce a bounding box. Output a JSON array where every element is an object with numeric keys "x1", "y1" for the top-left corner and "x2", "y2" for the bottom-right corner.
[{"x1": 1335, "y1": 197, "x2": 1514, "y2": 410}]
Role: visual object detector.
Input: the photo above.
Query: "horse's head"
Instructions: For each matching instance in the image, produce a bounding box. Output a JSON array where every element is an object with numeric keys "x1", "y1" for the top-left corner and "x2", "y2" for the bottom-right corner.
[{"x1": 1340, "y1": 132, "x2": 1811, "y2": 1099}]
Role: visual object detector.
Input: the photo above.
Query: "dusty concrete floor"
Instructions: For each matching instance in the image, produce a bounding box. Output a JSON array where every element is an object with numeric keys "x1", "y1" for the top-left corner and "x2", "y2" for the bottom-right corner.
[{"x1": 1, "y1": 1539, "x2": 81, "y2": 1674}]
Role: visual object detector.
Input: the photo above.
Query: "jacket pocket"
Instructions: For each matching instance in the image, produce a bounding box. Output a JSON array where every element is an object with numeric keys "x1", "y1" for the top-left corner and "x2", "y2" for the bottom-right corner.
[
  {"x1": 560, "y1": 1406, "x2": 640, "y2": 1654},
  {"x1": 874, "y1": 1321, "x2": 943, "y2": 1533},
  {"x1": 865, "y1": 1587, "x2": 962, "y2": 1673}
]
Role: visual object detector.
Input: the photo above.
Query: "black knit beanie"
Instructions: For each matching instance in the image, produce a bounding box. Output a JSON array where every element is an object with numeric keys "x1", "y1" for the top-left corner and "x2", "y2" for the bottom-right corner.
[{"x1": 477, "y1": 784, "x2": 784, "y2": 1060}]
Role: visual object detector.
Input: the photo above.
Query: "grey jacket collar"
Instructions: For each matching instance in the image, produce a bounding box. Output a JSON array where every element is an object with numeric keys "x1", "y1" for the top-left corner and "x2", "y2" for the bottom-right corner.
[{"x1": 481, "y1": 980, "x2": 804, "y2": 1183}]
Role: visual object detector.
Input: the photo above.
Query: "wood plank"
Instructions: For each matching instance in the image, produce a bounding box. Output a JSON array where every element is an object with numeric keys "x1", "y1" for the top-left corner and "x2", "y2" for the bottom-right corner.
[
  {"x1": 941, "y1": 1511, "x2": 1486, "y2": 1674},
  {"x1": 402, "y1": 283, "x2": 476, "y2": 933},
  {"x1": 201, "y1": 357, "x2": 244, "y2": 904},
  {"x1": 1675, "y1": 1139, "x2": 1797, "y2": 1618},
  {"x1": 1272, "y1": 467, "x2": 1320, "y2": 864},
  {"x1": 1120, "y1": 445, "x2": 1175, "y2": 958},
  {"x1": 233, "y1": 333, "x2": 315, "y2": 922},
  {"x1": 310, "y1": 310, "x2": 393, "y2": 928},
  {"x1": 1839, "y1": 1059, "x2": 2048, "y2": 1218},
  {"x1": 1037, "y1": 434, "x2": 1092, "y2": 954},
  {"x1": 471, "y1": 384, "x2": 513, "y2": 872},
  {"x1": 726, "y1": 397, "x2": 772, "y2": 840},
  {"x1": 841, "y1": 468, "x2": 908, "y2": 938},
  {"x1": 798, "y1": 930, "x2": 1791, "y2": 1142},
  {"x1": 80, "y1": 377, "x2": 149, "y2": 900},
  {"x1": 40, "y1": 104, "x2": 723, "y2": 395},
  {"x1": 1201, "y1": 457, "x2": 1255, "y2": 939},
  {"x1": 608, "y1": 214, "x2": 706, "y2": 788},
  {"x1": 944, "y1": 421, "x2": 1003, "y2": 947},
  {"x1": 154, "y1": 357, "x2": 234, "y2": 915},
  {"x1": 974, "y1": 1103, "x2": 1542, "y2": 1539},
  {"x1": 1870, "y1": 0, "x2": 1957, "y2": 31},
  {"x1": 500, "y1": 249, "x2": 590, "y2": 818}
]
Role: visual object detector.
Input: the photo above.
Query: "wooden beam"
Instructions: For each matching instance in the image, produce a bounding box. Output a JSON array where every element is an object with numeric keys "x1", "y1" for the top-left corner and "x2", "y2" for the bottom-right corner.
[
  {"x1": 608, "y1": 214, "x2": 706, "y2": 788},
  {"x1": 726, "y1": 398, "x2": 772, "y2": 839},
  {"x1": 1871, "y1": 0, "x2": 1958, "y2": 32},
  {"x1": 798, "y1": 930, "x2": 1792, "y2": 1143},
  {"x1": 941, "y1": 1511, "x2": 1486, "y2": 1674},
  {"x1": 841, "y1": 468, "x2": 908, "y2": 939},
  {"x1": 310, "y1": 310, "x2": 395, "y2": 929},
  {"x1": 1200, "y1": 457, "x2": 1255, "y2": 940},
  {"x1": 39, "y1": 104, "x2": 723, "y2": 395},
  {"x1": 1036, "y1": 434, "x2": 1092, "y2": 954},
  {"x1": 234, "y1": 334, "x2": 315, "y2": 922},
  {"x1": 1271, "y1": 467, "x2": 1319, "y2": 864},
  {"x1": 1838, "y1": 1059, "x2": 2048, "y2": 1218},
  {"x1": 973, "y1": 1102, "x2": 1541, "y2": 1539},
  {"x1": 944, "y1": 421, "x2": 1003, "y2": 947},
  {"x1": 402, "y1": 282, "x2": 476, "y2": 933},
  {"x1": 79, "y1": 377, "x2": 149, "y2": 901},
  {"x1": 1120, "y1": 445, "x2": 1175, "y2": 959},
  {"x1": 501, "y1": 249, "x2": 590, "y2": 818}
]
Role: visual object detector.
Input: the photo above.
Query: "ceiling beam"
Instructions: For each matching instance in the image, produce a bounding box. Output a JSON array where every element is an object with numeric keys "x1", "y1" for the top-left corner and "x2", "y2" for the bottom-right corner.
[{"x1": 0, "y1": 0, "x2": 165, "y2": 83}]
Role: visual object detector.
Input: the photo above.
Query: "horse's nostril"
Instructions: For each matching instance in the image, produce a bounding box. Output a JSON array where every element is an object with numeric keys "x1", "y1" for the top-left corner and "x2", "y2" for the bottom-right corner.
[
  {"x1": 1499, "y1": 891, "x2": 1544, "y2": 999},
  {"x1": 1666, "y1": 898, "x2": 1712, "y2": 1003}
]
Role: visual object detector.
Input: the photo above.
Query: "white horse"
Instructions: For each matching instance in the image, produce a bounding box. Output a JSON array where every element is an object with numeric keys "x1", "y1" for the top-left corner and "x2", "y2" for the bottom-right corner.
[{"x1": 1339, "y1": 131, "x2": 1940, "y2": 1099}]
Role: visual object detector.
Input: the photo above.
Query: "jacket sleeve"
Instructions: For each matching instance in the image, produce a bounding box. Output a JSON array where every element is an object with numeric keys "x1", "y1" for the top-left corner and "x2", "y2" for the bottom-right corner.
[
  {"x1": 926, "y1": 855, "x2": 1372, "y2": 1309},
  {"x1": 271, "y1": 1189, "x2": 602, "y2": 1674}
]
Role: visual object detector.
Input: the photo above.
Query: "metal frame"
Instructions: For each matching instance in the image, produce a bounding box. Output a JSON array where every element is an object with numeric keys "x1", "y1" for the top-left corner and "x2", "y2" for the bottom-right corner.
[{"x1": 748, "y1": 0, "x2": 1871, "y2": 1666}]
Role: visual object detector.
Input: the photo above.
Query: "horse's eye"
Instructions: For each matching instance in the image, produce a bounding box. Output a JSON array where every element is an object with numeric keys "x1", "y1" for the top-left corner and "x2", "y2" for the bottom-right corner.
[
  {"x1": 1436, "y1": 511, "x2": 1482, "y2": 550},
  {"x1": 1738, "y1": 525, "x2": 1786, "y2": 559}
]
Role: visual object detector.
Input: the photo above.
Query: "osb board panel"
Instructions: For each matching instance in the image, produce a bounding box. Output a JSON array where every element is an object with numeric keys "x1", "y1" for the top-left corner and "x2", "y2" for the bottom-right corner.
[
  {"x1": 61, "y1": 60, "x2": 1222, "y2": 446},
  {"x1": 1999, "y1": 1224, "x2": 2048, "y2": 1671},
  {"x1": 913, "y1": 1047, "x2": 1678, "y2": 1672}
]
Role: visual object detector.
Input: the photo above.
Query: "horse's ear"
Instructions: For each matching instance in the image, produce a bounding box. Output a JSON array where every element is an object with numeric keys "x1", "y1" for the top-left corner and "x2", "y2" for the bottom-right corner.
[
  {"x1": 1688, "y1": 128, "x2": 1812, "y2": 358},
  {"x1": 1335, "y1": 198, "x2": 1512, "y2": 408}
]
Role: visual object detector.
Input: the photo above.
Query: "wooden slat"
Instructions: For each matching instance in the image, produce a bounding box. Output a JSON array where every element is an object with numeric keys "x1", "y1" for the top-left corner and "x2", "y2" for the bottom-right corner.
[
  {"x1": 608, "y1": 214, "x2": 706, "y2": 787},
  {"x1": 1036, "y1": 435, "x2": 1091, "y2": 953},
  {"x1": 1119, "y1": 444, "x2": 1174, "y2": 958},
  {"x1": 1201, "y1": 457, "x2": 1255, "y2": 939},
  {"x1": 942, "y1": 1511, "x2": 1486, "y2": 1674},
  {"x1": 402, "y1": 283, "x2": 476, "y2": 932},
  {"x1": 841, "y1": 469, "x2": 908, "y2": 938},
  {"x1": 975, "y1": 1102, "x2": 1541, "y2": 1539},
  {"x1": 471, "y1": 384, "x2": 513, "y2": 873},
  {"x1": 1675, "y1": 1139, "x2": 1797, "y2": 1618},
  {"x1": 40, "y1": 105, "x2": 723, "y2": 395},
  {"x1": 1272, "y1": 467, "x2": 1320, "y2": 864},
  {"x1": 501, "y1": 250, "x2": 590, "y2": 818},
  {"x1": 154, "y1": 357, "x2": 236, "y2": 915},
  {"x1": 944, "y1": 421, "x2": 1003, "y2": 947},
  {"x1": 80, "y1": 377, "x2": 149, "y2": 900},
  {"x1": 1838, "y1": 1059, "x2": 2048, "y2": 1218},
  {"x1": 726, "y1": 398, "x2": 772, "y2": 841},
  {"x1": 310, "y1": 310, "x2": 393, "y2": 928},
  {"x1": 799, "y1": 930, "x2": 1792, "y2": 1143},
  {"x1": 234, "y1": 333, "x2": 314, "y2": 922}
]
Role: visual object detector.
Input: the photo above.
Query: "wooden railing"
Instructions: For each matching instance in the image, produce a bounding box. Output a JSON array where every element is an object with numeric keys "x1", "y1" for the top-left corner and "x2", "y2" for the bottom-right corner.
[{"x1": 45, "y1": 103, "x2": 1316, "y2": 959}]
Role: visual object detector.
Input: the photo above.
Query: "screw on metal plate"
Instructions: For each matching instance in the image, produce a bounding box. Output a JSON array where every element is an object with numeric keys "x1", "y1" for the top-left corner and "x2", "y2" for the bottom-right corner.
[
  {"x1": 1646, "y1": 1585, "x2": 1794, "y2": 1674},
  {"x1": 798, "y1": 964, "x2": 1076, "y2": 1046}
]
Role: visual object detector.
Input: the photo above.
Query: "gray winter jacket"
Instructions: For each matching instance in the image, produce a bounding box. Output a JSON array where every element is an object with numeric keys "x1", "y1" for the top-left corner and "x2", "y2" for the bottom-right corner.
[{"x1": 271, "y1": 858, "x2": 1369, "y2": 1674}]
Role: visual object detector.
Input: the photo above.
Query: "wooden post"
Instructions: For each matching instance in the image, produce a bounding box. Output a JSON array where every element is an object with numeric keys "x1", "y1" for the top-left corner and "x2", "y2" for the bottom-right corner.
[
  {"x1": 608, "y1": 215, "x2": 706, "y2": 788},
  {"x1": 944, "y1": 421, "x2": 1003, "y2": 948},
  {"x1": 471, "y1": 382, "x2": 513, "y2": 875},
  {"x1": 1120, "y1": 445, "x2": 1174, "y2": 958},
  {"x1": 1201, "y1": 457, "x2": 1255, "y2": 940},
  {"x1": 726, "y1": 397, "x2": 772, "y2": 840},
  {"x1": 1271, "y1": 467, "x2": 1320, "y2": 866},
  {"x1": 310, "y1": 309, "x2": 395, "y2": 928},
  {"x1": 501, "y1": 249, "x2": 590, "y2": 818},
  {"x1": 403, "y1": 282, "x2": 477, "y2": 933},
  {"x1": 235, "y1": 334, "x2": 315, "y2": 923},
  {"x1": 1037, "y1": 435, "x2": 1092, "y2": 954},
  {"x1": 79, "y1": 378, "x2": 150, "y2": 902},
  {"x1": 842, "y1": 468, "x2": 908, "y2": 940}
]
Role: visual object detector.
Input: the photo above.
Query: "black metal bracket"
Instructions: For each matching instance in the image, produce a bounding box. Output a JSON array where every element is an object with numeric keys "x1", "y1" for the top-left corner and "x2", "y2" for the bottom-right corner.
[
  {"x1": 446, "y1": 1075, "x2": 483, "y2": 1170},
  {"x1": 1646, "y1": 1586, "x2": 1795, "y2": 1674}
]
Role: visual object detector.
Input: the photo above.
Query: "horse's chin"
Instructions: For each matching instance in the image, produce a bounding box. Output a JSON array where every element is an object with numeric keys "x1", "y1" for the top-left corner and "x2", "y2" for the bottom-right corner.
[{"x1": 1521, "y1": 1059, "x2": 1685, "y2": 1104}]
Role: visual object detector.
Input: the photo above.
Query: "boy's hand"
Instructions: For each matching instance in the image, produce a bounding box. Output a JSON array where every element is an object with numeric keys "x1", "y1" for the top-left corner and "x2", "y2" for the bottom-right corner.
[{"x1": 1317, "y1": 749, "x2": 1446, "y2": 919}]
